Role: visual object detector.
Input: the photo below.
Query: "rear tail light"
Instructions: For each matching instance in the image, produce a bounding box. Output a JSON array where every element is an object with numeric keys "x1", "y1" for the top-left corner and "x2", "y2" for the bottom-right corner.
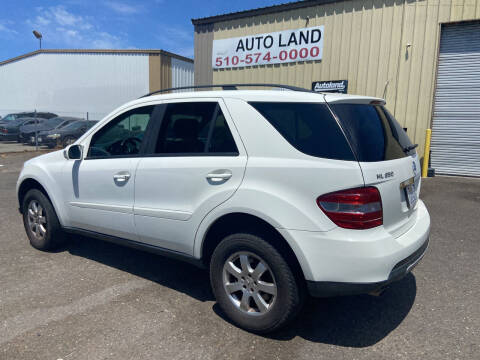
[
  {"x1": 1, "y1": 128, "x2": 7, "y2": 134},
  {"x1": 316, "y1": 187, "x2": 383, "y2": 230}
]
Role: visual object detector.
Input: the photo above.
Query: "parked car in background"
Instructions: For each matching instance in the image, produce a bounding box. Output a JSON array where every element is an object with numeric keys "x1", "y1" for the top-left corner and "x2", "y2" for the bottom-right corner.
[
  {"x1": 0, "y1": 117, "x2": 43, "y2": 141},
  {"x1": 37, "y1": 120, "x2": 97, "y2": 148},
  {"x1": 19, "y1": 117, "x2": 81, "y2": 144},
  {"x1": 0, "y1": 111, "x2": 57, "y2": 125}
]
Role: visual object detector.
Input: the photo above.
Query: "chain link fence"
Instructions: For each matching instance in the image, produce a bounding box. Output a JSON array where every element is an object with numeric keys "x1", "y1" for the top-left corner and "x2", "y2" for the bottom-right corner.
[{"x1": 0, "y1": 108, "x2": 105, "y2": 153}]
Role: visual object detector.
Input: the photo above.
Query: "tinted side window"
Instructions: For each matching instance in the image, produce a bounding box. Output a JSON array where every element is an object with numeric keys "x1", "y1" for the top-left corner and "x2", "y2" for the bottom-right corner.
[
  {"x1": 88, "y1": 106, "x2": 154, "y2": 158},
  {"x1": 249, "y1": 102, "x2": 355, "y2": 161},
  {"x1": 154, "y1": 102, "x2": 238, "y2": 155},
  {"x1": 330, "y1": 104, "x2": 410, "y2": 162},
  {"x1": 207, "y1": 112, "x2": 238, "y2": 153}
]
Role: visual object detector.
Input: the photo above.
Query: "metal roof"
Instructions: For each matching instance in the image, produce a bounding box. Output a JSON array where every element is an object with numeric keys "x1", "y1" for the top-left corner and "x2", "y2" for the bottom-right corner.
[
  {"x1": 0, "y1": 49, "x2": 193, "y2": 67},
  {"x1": 191, "y1": 0, "x2": 340, "y2": 26}
]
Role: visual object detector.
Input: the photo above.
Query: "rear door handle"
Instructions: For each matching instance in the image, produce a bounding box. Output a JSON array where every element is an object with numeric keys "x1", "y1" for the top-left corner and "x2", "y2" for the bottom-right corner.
[
  {"x1": 206, "y1": 170, "x2": 232, "y2": 182},
  {"x1": 113, "y1": 172, "x2": 131, "y2": 183}
]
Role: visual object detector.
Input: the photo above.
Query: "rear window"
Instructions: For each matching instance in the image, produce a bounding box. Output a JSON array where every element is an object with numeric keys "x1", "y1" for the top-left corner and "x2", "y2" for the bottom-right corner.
[
  {"x1": 329, "y1": 104, "x2": 415, "y2": 162},
  {"x1": 249, "y1": 102, "x2": 355, "y2": 161}
]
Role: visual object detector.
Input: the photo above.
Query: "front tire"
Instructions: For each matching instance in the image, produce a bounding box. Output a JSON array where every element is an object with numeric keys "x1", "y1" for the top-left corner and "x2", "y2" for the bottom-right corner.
[
  {"x1": 210, "y1": 233, "x2": 303, "y2": 333},
  {"x1": 22, "y1": 189, "x2": 66, "y2": 250}
]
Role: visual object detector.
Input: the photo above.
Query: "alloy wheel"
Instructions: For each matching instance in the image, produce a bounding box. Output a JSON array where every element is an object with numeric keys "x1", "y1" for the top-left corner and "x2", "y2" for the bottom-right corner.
[
  {"x1": 222, "y1": 251, "x2": 277, "y2": 315},
  {"x1": 27, "y1": 200, "x2": 47, "y2": 241}
]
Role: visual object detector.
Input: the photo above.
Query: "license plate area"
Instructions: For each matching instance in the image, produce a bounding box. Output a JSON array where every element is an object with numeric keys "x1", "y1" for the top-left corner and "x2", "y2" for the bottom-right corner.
[{"x1": 400, "y1": 178, "x2": 417, "y2": 209}]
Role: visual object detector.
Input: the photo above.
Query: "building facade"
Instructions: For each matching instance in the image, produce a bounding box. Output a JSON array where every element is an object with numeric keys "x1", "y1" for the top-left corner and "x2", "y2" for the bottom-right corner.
[
  {"x1": 193, "y1": 0, "x2": 480, "y2": 176},
  {"x1": 0, "y1": 49, "x2": 193, "y2": 120}
]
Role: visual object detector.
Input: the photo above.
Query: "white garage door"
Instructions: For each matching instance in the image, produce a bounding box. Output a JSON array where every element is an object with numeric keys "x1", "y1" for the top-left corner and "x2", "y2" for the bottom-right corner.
[{"x1": 431, "y1": 21, "x2": 480, "y2": 177}]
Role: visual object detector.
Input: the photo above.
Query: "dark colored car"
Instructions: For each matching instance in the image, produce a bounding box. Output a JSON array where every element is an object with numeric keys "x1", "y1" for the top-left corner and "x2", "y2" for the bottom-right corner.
[
  {"x1": 37, "y1": 120, "x2": 97, "y2": 148},
  {"x1": 19, "y1": 117, "x2": 81, "y2": 144},
  {"x1": 0, "y1": 117, "x2": 43, "y2": 141},
  {"x1": 0, "y1": 112, "x2": 57, "y2": 126}
]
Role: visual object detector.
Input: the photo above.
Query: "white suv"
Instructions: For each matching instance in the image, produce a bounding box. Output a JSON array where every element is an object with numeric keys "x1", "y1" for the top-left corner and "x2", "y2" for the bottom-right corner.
[{"x1": 17, "y1": 86, "x2": 430, "y2": 333}]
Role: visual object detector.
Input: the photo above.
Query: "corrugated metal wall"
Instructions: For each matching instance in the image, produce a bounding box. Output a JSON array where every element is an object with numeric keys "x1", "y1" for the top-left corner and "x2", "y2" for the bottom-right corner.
[
  {"x1": 0, "y1": 52, "x2": 149, "y2": 120},
  {"x1": 171, "y1": 57, "x2": 195, "y2": 89},
  {"x1": 195, "y1": 0, "x2": 480, "y2": 157},
  {"x1": 430, "y1": 21, "x2": 480, "y2": 176},
  {"x1": 194, "y1": 24, "x2": 214, "y2": 86},
  {"x1": 149, "y1": 53, "x2": 173, "y2": 93}
]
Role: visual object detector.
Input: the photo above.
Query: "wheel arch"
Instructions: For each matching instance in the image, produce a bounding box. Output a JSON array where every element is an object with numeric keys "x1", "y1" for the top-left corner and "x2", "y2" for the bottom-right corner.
[
  {"x1": 199, "y1": 212, "x2": 307, "y2": 282},
  {"x1": 18, "y1": 178, "x2": 53, "y2": 213},
  {"x1": 17, "y1": 177, "x2": 67, "y2": 229}
]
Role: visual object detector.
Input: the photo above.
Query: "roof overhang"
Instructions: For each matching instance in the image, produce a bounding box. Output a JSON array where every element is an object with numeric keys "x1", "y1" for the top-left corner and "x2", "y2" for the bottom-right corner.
[
  {"x1": 192, "y1": 0, "x2": 341, "y2": 26},
  {"x1": 0, "y1": 49, "x2": 193, "y2": 67}
]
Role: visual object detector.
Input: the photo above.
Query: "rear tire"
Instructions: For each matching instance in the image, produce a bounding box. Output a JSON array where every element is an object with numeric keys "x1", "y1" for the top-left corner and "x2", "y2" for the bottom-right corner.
[
  {"x1": 22, "y1": 189, "x2": 66, "y2": 251},
  {"x1": 210, "y1": 233, "x2": 303, "y2": 333}
]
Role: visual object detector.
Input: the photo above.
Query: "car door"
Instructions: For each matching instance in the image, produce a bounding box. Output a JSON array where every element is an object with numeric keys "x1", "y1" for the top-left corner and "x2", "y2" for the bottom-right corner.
[
  {"x1": 63, "y1": 104, "x2": 160, "y2": 240},
  {"x1": 134, "y1": 99, "x2": 247, "y2": 254}
]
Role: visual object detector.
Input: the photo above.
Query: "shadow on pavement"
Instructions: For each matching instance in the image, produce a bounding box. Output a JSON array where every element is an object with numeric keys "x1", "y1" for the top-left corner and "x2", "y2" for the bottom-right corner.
[
  {"x1": 268, "y1": 274, "x2": 416, "y2": 346},
  {"x1": 65, "y1": 235, "x2": 214, "y2": 302},
  {"x1": 65, "y1": 234, "x2": 416, "y2": 347}
]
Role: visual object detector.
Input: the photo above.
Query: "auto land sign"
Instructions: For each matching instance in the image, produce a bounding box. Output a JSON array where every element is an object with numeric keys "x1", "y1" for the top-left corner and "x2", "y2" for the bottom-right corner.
[
  {"x1": 212, "y1": 25, "x2": 324, "y2": 69},
  {"x1": 312, "y1": 80, "x2": 348, "y2": 93}
]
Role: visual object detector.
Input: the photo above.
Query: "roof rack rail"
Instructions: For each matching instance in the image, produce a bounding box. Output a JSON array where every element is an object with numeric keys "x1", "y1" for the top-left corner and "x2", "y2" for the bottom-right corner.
[{"x1": 139, "y1": 83, "x2": 312, "y2": 98}]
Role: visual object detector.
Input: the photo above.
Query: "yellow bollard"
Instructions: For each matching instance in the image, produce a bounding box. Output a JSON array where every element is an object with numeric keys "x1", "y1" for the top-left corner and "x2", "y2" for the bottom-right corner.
[{"x1": 422, "y1": 129, "x2": 432, "y2": 178}]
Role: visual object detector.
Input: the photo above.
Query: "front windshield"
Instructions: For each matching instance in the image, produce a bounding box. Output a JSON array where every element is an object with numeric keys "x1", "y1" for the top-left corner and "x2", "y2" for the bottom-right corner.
[
  {"x1": 2, "y1": 114, "x2": 17, "y2": 122},
  {"x1": 45, "y1": 118, "x2": 64, "y2": 127},
  {"x1": 64, "y1": 121, "x2": 83, "y2": 130},
  {"x1": 56, "y1": 121, "x2": 72, "y2": 129},
  {"x1": 10, "y1": 118, "x2": 30, "y2": 126}
]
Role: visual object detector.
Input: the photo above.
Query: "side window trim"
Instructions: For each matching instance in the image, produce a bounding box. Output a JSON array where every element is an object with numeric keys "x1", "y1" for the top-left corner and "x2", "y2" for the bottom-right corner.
[
  {"x1": 139, "y1": 104, "x2": 167, "y2": 155},
  {"x1": 204, "y1": 104, "x2": 220, "y2": 152}
]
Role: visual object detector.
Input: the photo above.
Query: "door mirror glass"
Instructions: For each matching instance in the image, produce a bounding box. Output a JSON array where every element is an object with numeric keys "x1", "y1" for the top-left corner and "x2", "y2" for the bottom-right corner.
[{"x1": 64, "y1": 144, "x2": 83, "y2": 160}]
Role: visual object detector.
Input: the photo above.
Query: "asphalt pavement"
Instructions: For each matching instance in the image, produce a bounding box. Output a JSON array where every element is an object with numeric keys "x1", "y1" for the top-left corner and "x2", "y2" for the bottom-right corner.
[
  {"x1": 0, "y1": 152, "x2": 479, "y2": 359},
  {"x1": 0, "y1": 141, "x2": 44, "y2": 153}
]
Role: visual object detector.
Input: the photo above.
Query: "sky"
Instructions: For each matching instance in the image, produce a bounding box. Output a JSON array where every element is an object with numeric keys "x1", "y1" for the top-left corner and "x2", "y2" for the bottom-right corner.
[{"x1": 0, "y1": 0, "x2": 292, "y2": 62}]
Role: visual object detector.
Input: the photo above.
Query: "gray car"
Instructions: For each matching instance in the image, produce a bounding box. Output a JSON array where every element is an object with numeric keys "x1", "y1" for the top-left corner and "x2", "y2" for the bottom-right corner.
[
  {"x1": 37, "y1": 120, "x2": 97, "y2": 148},
  {"x1": 0, "y1": 112, "x2": 57, "y2": 126},
  {"x1": 19, "y1": 117, "x2": 81, "y2": 144},
  {"x1": 0, "y1": 117, "x2": 42, "y2": 141}
]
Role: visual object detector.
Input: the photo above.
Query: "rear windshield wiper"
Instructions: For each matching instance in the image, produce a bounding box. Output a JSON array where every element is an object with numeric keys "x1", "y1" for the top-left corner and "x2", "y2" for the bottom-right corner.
[{"x1": 403, "y1": 144, "x2": 418, "y2": 153}]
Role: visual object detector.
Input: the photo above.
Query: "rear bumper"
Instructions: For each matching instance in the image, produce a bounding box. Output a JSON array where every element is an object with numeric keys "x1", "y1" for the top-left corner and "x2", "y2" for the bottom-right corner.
[
  {"x1": 278, "y1": 200, "x2": 430, "y2": 296},
  {"x1": 306, "y1": 237, "x2": 428, "y2": 297}
]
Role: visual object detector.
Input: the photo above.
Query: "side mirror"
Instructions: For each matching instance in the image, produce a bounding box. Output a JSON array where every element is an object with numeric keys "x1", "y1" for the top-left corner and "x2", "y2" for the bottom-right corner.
[{"x1": 64, "y1": 144, "x2": 83, "y2": 160}]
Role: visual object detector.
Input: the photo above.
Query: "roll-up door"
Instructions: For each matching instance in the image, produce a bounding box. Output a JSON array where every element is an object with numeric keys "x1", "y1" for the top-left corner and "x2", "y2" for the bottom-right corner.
[{"x1": 431, "y1": 21, "x2": 480, "y2": 176}]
